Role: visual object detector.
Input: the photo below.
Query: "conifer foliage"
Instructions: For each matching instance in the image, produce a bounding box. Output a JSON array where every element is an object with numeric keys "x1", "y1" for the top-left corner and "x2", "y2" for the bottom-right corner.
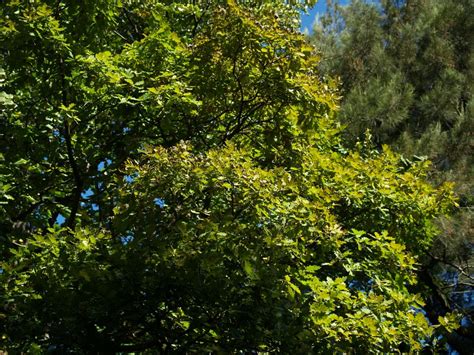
[
  {"x1": 311, "y1": 0, "x2": 473, "y2": 352},
  {"x1": 0, "y1": 0, "x2": 457, "y2": 352}
]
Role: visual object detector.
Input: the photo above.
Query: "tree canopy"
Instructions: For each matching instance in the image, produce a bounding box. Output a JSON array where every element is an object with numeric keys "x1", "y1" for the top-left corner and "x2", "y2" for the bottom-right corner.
[
  {"x1": 310, "y1": 0, "x2": 473, "y2": 352},
  {"x1": 0, "y1": 0, "x2": 458, "y2": 352}
]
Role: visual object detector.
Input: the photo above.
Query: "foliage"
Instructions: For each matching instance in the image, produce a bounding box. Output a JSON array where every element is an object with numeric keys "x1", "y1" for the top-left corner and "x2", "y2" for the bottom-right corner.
[
  {"x1": 310, "y1": 0, "x2": 474, "y2": 351},
  {"x1": 2, "y1": 142, "x2": 455, "y2": 352},
  {"x1": 0, "y1": 0, "x2": 456, "y2": 352}
]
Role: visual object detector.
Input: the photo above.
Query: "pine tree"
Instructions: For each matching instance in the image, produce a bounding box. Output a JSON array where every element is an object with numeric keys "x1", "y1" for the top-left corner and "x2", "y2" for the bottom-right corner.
[{"x1": 311, "y1": 0, "x2": 474, "y2": 352}]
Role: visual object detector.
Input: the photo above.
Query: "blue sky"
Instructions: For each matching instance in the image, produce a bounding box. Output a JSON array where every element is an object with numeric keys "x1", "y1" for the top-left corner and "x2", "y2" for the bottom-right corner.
[{"x1": 300, "y1": 0, "x2": 350, "y2": 33}]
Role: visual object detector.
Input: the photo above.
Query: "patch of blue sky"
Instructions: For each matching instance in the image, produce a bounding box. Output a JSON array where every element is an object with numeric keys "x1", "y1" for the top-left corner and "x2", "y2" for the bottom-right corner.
[
  {"x1": 81, "y1": 188, "x2": 94, "y2": 199},
  {"x1": 461, "y1": 315, "x2": 472, "y2": 328},
  {"x1": 124, "y1": 173, "x2": 138, "y2": 183},
  {"x1": 347, "y1": 278, "x2": 374, "y2": 292},
  {"x1": 120, "y1": 235, "x2": 134, "y2": 245},
  {"x1": 55, "y1": 213, "x2": 66, "y2": 225},
  {"x1": 300, "y1": 0, "x2": 351, "y2": 34},
  {"x1": 154, "y1": 198, "x2": 166, "y2": 208},
  {"x1": 440, "y1": 270, "x2": 459, "y2": 285},
  {"x1": 448, "y1": 345, "x2": 460, "y2": 355},
  {"x1": 452, "y1": 290, "x2": 474, "y2": 309},
  {"x1": 97, "y1": 159, "x2": 112, "y2": 172}
]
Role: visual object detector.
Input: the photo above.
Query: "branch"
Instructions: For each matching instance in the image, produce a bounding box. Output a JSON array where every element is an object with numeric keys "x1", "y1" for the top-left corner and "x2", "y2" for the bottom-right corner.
[
  {"x1": 58, "y1": 55, "x2": 83, "y2": 229},
  {"x1": 426, "y1": 251, "x2": 474, "y2": 283},
  {"x1": 63, "y1": 120, "x2": 83, "y2": 229}
]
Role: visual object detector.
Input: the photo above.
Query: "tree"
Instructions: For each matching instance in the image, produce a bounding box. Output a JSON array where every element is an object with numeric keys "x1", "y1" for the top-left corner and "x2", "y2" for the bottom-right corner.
[
  {"x1": 0, "y1": 0, "x2": 456, "y2": 352},
  {"x1": 310, "y1": 0, "x2": 474, "y2": 352}
]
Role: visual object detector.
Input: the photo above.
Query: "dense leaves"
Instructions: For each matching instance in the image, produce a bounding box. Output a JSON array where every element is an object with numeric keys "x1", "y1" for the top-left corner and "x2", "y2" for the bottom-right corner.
[
  {"x1": 2, "y1": 143, "x2": 455, "y2": 352},
  {"x1": 310, "y1": 1, "x2": 473, "y2": 351},
  {"x1": 0, "y1": 0, "x2": 457, "y2": 352}
]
